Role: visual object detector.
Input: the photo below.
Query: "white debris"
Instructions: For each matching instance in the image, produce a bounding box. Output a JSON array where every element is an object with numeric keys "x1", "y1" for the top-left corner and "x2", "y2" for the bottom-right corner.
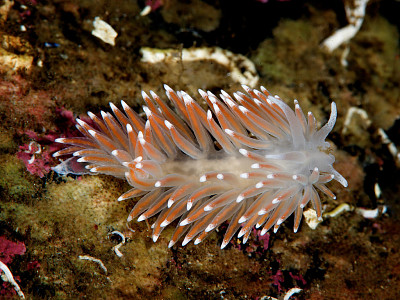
[
  {"x1": 324, "y1": 203, "x2": 354, "y2": 218},
  {"x1": 303, "y1": 208, "x2": 322, "y2": 230},
  {"x1": 283, "y1": 287, "x2": 302, "y2": 300},
  {"x1": 140, "y1": 47, "x2": 259, "y2": 87},
  {"x1": 377, "y1": 128, "x2": 400, "y2": 166},
  {"x1": 78, "y1": 255, "x2": 108, "y2": 274},
  {"x1": 322, "y1": 0, "x2": 370, "y2": 52},
  {"x1": 25, "y1": 141, "x2": 41, "y2": 154},
  {"x1": 374, "y1": 182, "x2": 382, "y2": 200},
  {"x1": 356, "y1": 206, "x2": 387, "y2": 219},
  {"x1": 92, "y1": 17, "x2": 118, "y2": 46},
  {"x1": 140, "y1": 5, "x2": 152, "y2": 16},
  {"x1": 110, "y1": 231, "x2": 126, "y2": 257},
  {"x1": 322, "y1": 201, "x2": 387, "y2": 220},
  {"x1": 0, "y1": 260, "x2": 25, "y2": 298},
  {"x1": 259, "y1": 287, "x2": 302, "y2": 300},
  {"x1": 340, "y1": 46, "x2": 350, "y2": 67},
  {"x1": 342, "y1": 106, "x2": 371, "y2": 135}
]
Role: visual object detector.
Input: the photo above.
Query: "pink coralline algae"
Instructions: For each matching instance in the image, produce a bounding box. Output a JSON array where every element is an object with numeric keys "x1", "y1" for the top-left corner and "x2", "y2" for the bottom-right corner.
[
  {"x1": 16, "y1": 131, "x2": 60, "y2": 178},
  {"x1": 289, "y1": 271, "x2": 307, "y2": 286},
  {"x1": 16, "y1": 107, "x2": 78, "y2": 178},
  {"x1": 270, "y1": 269, "x2": 306, "y2": 294},
  {"x1": 271, "y1": 269, "x2": 285, "y2": 292},
  {"x1": 229, "y1": 228, "x2": 270, "y2": 254},
  {"x1": 253, "y1": 228, "x2": 270, "y2": 249},
  {"x1": 0, "y1": 236, "x2": 26, "y2": 264}
]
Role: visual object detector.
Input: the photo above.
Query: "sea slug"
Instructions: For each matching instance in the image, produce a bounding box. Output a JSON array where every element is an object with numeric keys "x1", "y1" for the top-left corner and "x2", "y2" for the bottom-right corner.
[{"x1": 53, "y1": 85, "x2": 347, "y2": 249}]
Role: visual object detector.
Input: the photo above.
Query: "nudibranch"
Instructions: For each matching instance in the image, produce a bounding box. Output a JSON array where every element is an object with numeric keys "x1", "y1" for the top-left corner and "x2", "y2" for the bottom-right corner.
[{"x1": 53, "y1": 85, "x2": 347, "y2": 249}]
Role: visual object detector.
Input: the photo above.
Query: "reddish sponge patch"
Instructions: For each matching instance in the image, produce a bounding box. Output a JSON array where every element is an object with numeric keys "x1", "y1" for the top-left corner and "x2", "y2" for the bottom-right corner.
[{"x1": 0, "y1": 236, "x2": 26, "y2": 264}]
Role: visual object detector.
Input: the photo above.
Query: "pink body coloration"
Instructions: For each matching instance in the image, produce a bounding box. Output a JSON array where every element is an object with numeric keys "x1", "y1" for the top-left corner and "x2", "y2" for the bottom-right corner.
[{"x1": 53, "y1": 85, "x2": 347, "y2": 249}]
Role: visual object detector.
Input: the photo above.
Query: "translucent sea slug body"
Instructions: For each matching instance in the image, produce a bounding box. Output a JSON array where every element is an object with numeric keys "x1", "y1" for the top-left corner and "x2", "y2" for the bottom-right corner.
[{"x1": 54, "y1": 85, "x2": 347, "y2": 249}]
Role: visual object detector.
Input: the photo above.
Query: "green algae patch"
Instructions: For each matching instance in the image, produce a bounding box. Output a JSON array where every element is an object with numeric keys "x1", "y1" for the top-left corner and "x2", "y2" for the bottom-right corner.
[
  {"x1": 252, "y1": 18, "x2": 326, "y2": 85},
  {"x1": 352, "y1": 16, "x2": 399, "y2": 89},
  {"x1": 45, "y1": 176, "x2": 126, "y2": 227},
  {"x1": 0, "y1": 130, "x2": 16, "y2": 152},
  {"x1": 2, "y1": 172, "x2": 170, "y2": 298},
  {"x1": 107, "y1": 237, "x2": 170, "y2": 296},
  {"x1": 0, "y1": 154, "x2": 39, "y2": 201},
  {"x1": 350, "y1": 16, "x2": 400, "y2": 129}
]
